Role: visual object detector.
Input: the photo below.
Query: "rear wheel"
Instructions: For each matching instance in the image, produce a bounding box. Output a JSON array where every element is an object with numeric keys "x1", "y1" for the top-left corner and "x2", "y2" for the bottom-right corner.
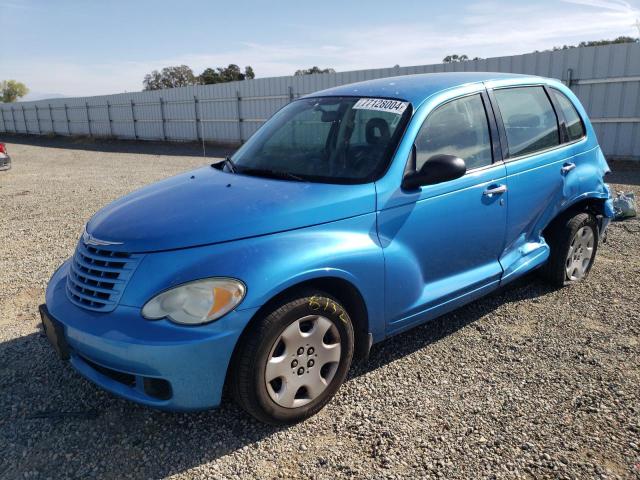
[
  {"x1": 231, "y1": 291, "x2": 354, "y2": 425},
  {"x1": 540, "y1": 212, "x2": 599, "y2": 287}
]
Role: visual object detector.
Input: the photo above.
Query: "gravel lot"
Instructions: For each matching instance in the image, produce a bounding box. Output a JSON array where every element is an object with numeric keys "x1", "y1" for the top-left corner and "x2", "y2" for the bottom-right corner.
[{"x1": 1, "y1": 137, "x2": 639, "y2": 479}]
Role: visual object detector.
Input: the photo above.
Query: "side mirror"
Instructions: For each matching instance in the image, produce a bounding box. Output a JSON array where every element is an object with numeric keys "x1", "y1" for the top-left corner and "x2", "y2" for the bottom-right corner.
[{"x1": 402, "y1": 153, "x2": 466, "y2": 190}]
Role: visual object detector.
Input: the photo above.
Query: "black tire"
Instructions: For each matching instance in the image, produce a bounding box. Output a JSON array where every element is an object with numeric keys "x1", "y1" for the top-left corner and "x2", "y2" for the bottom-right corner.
[
  {"x1": 540, "y1": 212, "x2": 599, "y2": 287},
  {"x1": 231, "y1": 290, "x2": 354, "y2": 425}
]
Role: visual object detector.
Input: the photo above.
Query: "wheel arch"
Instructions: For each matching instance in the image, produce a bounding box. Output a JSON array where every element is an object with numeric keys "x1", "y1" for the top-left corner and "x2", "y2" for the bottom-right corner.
[
  {"x1": 543, "y1": 194, "x2": 608, "y2": 238},
  {"x1": 224, "y1": 276, "x2": 371, "y2": 393}
]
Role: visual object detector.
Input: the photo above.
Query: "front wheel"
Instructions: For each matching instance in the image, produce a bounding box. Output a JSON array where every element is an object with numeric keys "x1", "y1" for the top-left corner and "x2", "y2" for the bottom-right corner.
[
  {"x1": 540, "y1": 212, "x2": 599, "y2": 287},
  {"x1": 231, "y1": 291, "x2": 354, "y2": 425}
]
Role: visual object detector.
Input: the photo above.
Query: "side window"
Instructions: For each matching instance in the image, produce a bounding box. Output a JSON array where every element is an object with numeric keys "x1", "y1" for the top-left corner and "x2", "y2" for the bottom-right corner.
[
  {"x1": 551, "y1": 89, "x2": 586, "y2": 142},
  {"x1": 415, "y1": 94, "x2": 493, "y2": 171},
  {"x1": 494, "y1": 87, "x2": 559, "y2": 157}
]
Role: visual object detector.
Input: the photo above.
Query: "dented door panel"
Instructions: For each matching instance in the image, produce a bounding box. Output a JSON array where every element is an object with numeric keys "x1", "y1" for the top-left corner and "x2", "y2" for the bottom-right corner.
[{"x1": 499, "y1": 142, "x2": 611, "y2": 284}]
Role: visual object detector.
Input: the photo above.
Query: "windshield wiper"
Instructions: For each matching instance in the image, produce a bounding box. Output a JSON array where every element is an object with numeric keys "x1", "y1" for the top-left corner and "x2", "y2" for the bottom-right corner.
[
  {"x1": 211, "y1": 156, "x2": 237, "y2": 173},
  {"x1": 223, "y1": 156, "x2": 237, "y2": 173},
  {"x1": 236, "y1": 167, "x2": 307, "y2": 182}
]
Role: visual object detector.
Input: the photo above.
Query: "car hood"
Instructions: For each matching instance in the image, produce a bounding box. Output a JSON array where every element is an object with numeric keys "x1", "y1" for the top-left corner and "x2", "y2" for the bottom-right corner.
[{"x1": 86, "y1": 166, "x2": 376, "y2": 253}]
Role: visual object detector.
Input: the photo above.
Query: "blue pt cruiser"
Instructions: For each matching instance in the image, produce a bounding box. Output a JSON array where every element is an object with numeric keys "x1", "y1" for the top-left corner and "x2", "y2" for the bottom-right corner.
[{"x1": 42, "y1": 73, "x2": 614, "y2": 424}]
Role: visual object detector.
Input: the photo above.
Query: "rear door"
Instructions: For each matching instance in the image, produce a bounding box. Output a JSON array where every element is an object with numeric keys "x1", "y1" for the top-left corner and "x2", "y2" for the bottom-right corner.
[
  {"x1": 379, "y1": 91, "x2": 508, "y2": 334},
  {"x1": 487, "y1": 85, "x2": 573, "y2": 283}
]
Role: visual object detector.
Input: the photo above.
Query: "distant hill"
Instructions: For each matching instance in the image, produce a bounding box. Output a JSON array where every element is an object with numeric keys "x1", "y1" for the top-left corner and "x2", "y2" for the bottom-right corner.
[{"x1": 20, "y1": 91, "x2": 66, "y2": 102}]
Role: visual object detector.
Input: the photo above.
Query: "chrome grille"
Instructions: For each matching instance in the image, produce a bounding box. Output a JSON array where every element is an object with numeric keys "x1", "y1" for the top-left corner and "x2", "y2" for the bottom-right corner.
[{"x1": 66, "y1": 240, "x2": 142, "y2": 312}]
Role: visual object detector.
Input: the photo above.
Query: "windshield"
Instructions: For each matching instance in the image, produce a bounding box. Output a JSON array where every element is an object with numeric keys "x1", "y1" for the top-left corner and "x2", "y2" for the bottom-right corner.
[{"x1": 230, "y1": 96, "x2": 411, "y2": 183}]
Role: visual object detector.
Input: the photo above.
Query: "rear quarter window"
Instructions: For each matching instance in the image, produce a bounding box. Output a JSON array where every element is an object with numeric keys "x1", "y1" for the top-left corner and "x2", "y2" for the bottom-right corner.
[
  {"x1": 494, "y1": 86, "x2": 560, "y2": 158},
  {"x1": 550, "y1": 89, "x2": 586, "y2": 142}
]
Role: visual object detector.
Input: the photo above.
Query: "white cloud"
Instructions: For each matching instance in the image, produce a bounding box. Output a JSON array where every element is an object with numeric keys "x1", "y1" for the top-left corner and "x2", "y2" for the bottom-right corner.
[
  {"x1": 560, "y1": 0, "x2": 635, "y2": 12},
  {"x1": 0, "y1": 1, "x2": 35, "y2": 9},
  {"x1": 5, "y1": 0, "x2": 639, "y2": 98}
]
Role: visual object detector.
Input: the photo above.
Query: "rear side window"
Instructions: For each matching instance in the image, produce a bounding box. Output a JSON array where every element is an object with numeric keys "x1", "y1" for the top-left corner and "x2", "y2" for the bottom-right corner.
[
  {"x1": 494, "y1": 87, "x2": 559, "y2": 157},
  {"x1": 550, "y1": 89, "x2": 586, "y2": 142},
  {"x1": 415, "y1": 94, "x2": 492, "y2": 171}
]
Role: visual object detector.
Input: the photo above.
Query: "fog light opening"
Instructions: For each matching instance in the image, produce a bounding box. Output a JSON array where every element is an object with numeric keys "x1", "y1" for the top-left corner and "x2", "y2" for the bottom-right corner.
[{"x1": 143, "y1": 378, "x2": 172, "y2": 401}]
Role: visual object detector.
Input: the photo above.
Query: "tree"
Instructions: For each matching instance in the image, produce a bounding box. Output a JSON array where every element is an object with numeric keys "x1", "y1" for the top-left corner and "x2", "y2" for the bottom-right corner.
[
  {"x1": 198, "y1": 65, "x2": 256, "y2": 85},
  {"x1": 294, "y1": 66, "x2": 336, "y2": 76},
  {"x1": 1, "y1": 80, "x2": 29, "y2": 103},
  {"x1": 199, "y1": 67, "x2": 221, "y2": 85},
  {"x1": 219, "y1": 64, "x2": 242, "y2": 82},
  {"x1": 143, "y1": 65, "x2": 198, "y2": 91},
  {"x1": 442, "y1": 54, "x2": 470, "y2": 63},
  {"x1": 551, "y1": 36, "x2": 638, "y2": 50},
  {"x1": 143, "y1": 70, "x2": 163, "y2": 91}
]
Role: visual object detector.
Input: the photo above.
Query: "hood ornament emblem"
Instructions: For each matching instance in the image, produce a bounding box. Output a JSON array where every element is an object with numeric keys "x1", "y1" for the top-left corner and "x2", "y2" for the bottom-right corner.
[{"x1": 83, "y1": 226, "x2": 123, "y2": 246}]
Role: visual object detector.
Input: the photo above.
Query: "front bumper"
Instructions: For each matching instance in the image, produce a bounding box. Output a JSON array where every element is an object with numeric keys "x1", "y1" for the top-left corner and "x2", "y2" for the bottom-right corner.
[
  {"x1": 45, "y1": 260, "x2": 259, "y2": 411},
  {"x1": 0, "y1": 153, "x2": 10, "y2": 171}
]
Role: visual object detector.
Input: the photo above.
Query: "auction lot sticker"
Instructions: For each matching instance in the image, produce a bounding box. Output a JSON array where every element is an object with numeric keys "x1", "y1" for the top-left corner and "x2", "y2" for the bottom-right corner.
[{"x1": 353, "y1": 98, "x2": 408, "y2": 115}]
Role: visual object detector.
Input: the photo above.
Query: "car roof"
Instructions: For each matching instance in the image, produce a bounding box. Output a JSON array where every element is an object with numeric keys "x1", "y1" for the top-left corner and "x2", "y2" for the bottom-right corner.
[{"x1": 307, "y1": 72, "x2": 545, "y2": 106}]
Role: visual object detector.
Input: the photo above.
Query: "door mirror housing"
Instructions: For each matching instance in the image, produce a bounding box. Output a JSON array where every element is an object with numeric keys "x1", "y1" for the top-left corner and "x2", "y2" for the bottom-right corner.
[{"x1": 402, "y1": 153, "x2": 466, "y2": 190}]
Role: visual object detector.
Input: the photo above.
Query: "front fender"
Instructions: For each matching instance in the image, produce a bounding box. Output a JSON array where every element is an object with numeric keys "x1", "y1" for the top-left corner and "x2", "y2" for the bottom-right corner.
[{"x1": 120, "y1": 213, "x2": 385, "y2": 340}]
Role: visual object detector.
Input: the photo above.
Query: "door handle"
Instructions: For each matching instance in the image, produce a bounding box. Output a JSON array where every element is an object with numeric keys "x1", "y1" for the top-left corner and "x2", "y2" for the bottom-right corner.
[
  {"x1": 561, "y1": 162, "x2": 576, "y2": 174},
  {"x1": 483, "y1": 184, "x2": 507, "y2": 196}
]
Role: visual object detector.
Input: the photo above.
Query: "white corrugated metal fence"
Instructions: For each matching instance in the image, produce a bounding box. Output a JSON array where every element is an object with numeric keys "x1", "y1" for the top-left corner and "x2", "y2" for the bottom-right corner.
[{"x1": 1, "y1": 42, "x2": 639, "y2": 160}]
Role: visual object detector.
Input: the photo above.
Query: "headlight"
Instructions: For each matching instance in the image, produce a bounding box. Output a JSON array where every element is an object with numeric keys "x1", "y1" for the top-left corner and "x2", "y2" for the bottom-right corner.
[{"x1": 141, "y1": 278, "x2": 246, "y2": 325}]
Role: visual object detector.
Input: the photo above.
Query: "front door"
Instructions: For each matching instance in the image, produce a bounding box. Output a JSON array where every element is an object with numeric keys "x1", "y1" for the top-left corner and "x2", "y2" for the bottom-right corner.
[{"x1": 378, "y1": 92, "x2": 507, "y2": 334}]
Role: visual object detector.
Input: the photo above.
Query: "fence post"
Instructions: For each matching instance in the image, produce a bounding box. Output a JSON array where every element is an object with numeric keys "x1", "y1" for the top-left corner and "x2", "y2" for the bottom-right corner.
[
  {"x1": 49, "y1": 104, "x2": 55, "y2": 134},
  {"x1": 85, "y1": 101, "x2": 92, "y2": 136},
  {"x1": 193, "y1": 95, "x2": 201, "y2": 141},
  {"x1": 159, "y1": 97, "x2": 166, "y2": 140},
  {"x1": 288, "y1": 86, "x2": 294, "y2": 102},
  {"x1": 565, "y1": 68, "x2": 573, "y2": 88},
  {"x1": 64, "y1": 103, "x2": 70, "y2": 135},
  {"x1": 130, "y1": 99, "x2": 137, "y2": 139},
  {"x1": 236, "y1": 90, "x2": 242, "y2": 144},
  {"x1": 10, "y1": 107, "x2": 17, "y2": 132},
  {"x1": 21, "y1": 105, "x2": 28, "y2": 133},
  {"x1": 35, "y1": 105, "x2": 41, "y2": 134},
  {"x1": 106, "y1": 100, "x2": 113, "y2": 137}
]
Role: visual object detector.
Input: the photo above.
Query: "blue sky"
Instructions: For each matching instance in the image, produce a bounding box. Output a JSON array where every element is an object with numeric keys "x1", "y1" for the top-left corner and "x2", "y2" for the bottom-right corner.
[{"x1": 1, "y1": 0, "x2": 638, "y2": 99}]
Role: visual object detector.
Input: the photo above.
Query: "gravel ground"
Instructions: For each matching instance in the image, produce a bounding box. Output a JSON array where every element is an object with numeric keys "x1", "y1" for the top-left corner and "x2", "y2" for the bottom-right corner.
[{"x1": 1, "y1": 137, "x2": 639, "y2": 480}]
